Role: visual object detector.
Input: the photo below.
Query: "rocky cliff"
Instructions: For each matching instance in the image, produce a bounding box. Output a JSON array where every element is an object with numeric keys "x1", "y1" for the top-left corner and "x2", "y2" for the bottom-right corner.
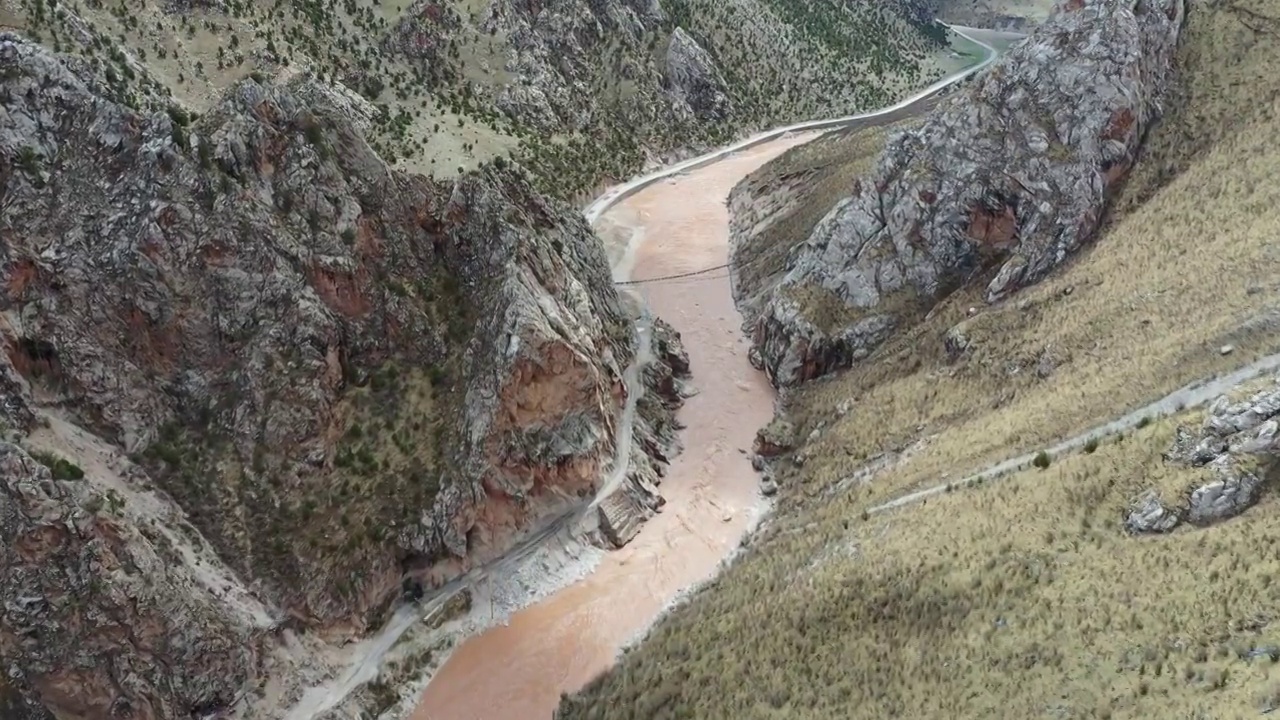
[
  {"x1": 741, "y1": 0, "x2": 1184, "y2": 387},
  {"x1": 0, "y1": 31, "x2": 687, "y2": 717},
  {"x1": 0, "y1": 441, "x2": 259, "y2": 720}
]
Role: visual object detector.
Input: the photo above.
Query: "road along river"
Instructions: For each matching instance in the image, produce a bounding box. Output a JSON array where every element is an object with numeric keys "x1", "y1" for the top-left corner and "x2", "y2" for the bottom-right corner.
[
  {"x1": 411, "y1": 25, "x2": 1013, "y2": 720},
  {"x1": 413, "y1": 133, "x2": 822, "y2": 720}
]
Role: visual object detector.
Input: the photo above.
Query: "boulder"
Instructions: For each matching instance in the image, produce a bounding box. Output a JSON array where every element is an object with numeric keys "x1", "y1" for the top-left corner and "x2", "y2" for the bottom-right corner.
[
  {"x1": 754, "y1": 417, "x2": 797, "y2": 458},
  {"x1": 1124, "y1": 489, "x2": 1181, "y2": 534},
  {"x1": 1186, "y1": 457, "x2": 1261, "y2": 526}
]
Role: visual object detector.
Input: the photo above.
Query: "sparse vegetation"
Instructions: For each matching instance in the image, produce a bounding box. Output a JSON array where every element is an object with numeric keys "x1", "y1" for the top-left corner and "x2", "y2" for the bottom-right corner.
[
  {"x1": 561, "y1": 0, "x2": 1280, "y2": 717},
  {"x1": 1032, "y1": 449, "x2": 1051, "y2": 469},
  {"x1": 6, "y1": 0, "x2": 959, "y2": 195},
  {"x1": 136, "y1": 352, "x2": 457, "y2": 604},
  {"x1": 28, "y1": 449, "x2": 86, "y2": 480}
]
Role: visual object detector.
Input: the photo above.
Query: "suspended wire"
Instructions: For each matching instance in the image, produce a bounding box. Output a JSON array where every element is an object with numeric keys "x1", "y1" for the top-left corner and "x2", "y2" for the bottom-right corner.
[
  {"x1": 630, "y1": 273, "x2": 733, "y2": 286},
  {"x1": 615, "y1": 262, "x2": 734, "y2": 286},
  {"x1": 616, "y1": 244, "x2": 790, "y2": 286}
]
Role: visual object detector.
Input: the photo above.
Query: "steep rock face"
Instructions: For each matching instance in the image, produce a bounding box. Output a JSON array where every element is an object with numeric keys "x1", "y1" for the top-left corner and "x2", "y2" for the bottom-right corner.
[
  {"x1": 665, "y1": 28, "x2": 730, "y2": 121},
  {"x1": 748, "y1": 0, "x2": 1185, "y2": 387},
  {"x1": 0, "y1": 30, "x2": 679, "y2": 644},
  {"x1": 0, "y1": 442, "x2": 258, "y2": 720}
]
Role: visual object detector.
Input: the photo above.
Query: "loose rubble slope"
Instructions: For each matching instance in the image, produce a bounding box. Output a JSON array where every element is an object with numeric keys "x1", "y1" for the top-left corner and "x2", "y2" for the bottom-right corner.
[{"x1": 743, "y1": 0, "x2": 1183, "y2": 387}]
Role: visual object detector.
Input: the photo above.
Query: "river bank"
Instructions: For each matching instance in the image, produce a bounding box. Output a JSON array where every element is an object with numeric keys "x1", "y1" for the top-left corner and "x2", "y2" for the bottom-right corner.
[
  {"x1": 275, "y1": 24, "x2": 1008, "y2": 720},
  {"x1": 408, "y1": 24, "x2": 1008, "y2": 720},
  {"x1": 412, "y1": 131, "x2": 825, "y2": 720}
]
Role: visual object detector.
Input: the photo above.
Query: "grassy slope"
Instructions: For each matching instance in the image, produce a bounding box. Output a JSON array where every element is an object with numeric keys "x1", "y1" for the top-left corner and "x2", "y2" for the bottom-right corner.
[
  {"x1": 2, "y1": 0, "x2": 952, "y2": 198},
  {"x1": 560, "y1": 1, "x2": 1280, "y2": 718}
]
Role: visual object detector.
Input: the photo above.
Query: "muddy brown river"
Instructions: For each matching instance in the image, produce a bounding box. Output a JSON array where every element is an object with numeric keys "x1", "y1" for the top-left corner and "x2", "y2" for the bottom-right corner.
[{"x1": 412, "y1": 132, "x2": 821, "y2": 720}]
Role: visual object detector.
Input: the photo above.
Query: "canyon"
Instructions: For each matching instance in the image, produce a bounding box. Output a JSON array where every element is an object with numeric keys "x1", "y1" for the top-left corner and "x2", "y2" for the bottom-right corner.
[
  {"x1": 414, "y1": 132, "x2": 816, "y2": 720},
  {"x1": 12, "y1": 0, "x2": 1280, "y2": 717},
  {"x1": 0, "y1": 0, "x2": 992, "y2": 716},
  {"x1": 562, "y1": 0, "x2": 1280, "y2": 715}
]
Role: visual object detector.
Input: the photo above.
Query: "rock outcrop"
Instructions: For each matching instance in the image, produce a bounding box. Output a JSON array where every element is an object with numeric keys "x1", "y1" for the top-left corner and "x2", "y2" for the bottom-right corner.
[
  {"x1": 1124, "y1": 489, "x2": 1181, "y2": 534},
  {"x1": 1127, "y1": 378, "x2": 1280, "y2": 534},
  {"x1": 665, "y1": 28, "x2": 731, "y2": 122},
  {"x1": 0, "y1": 31, "x2": 688, "y2": 716},
  {"x1": 0, "y1": 442, "x2": 258, "y2": 720},
  {"x1": 746, "y1": 0, "x2": 1185, "y2": 387}
]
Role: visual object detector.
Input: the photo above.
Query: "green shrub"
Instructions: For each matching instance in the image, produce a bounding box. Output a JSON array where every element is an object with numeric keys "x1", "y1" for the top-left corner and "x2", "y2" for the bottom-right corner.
[
  {"x1": 1032, "y1": 451, "x2": 1051, "y2": 470},
  {"x1": 30, "y1": 450, "x2": 86, "y2": 480}
]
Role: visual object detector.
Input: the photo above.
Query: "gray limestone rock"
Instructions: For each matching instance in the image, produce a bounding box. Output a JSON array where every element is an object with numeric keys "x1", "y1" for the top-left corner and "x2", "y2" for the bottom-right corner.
[
  {"x1": 747, "y1": 0, "x2": 1186, "y2": 386},
  {"x1": 1124, "y1": 489, "x2": 1181, "y2": 534},
  {"x1": 1186, "y1": 456, "x2": 1261, "y2": 526},
  {"x1": 1156, "y1": 377, "x2": 1280, "y2": 531},
  {"x1": 664, "y1": 28, "x2": 731, "y2": 121},
  {"x1": 944, "y1": 321, "x2": 971, "y2": 360}
]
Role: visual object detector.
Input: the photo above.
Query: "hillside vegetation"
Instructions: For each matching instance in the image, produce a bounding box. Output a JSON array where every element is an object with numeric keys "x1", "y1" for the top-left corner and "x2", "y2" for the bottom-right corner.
[
  {"x1": 0, "y1": 0, "x2": 955, "y2": 199},
  {"x1": 559, "y1": 0, "x2": 1280, "y2": 717}
]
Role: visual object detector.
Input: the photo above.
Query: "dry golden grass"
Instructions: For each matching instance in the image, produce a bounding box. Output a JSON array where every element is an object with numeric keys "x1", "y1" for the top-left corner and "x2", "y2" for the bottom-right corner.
[
  {"x1": 780, "y1": 0, "x2": 1280, "y2": 515},
  {"x1": 560, "y1": 1, "x2": 1280, "y2": 717},
  {"x1": 567, "y1": 411, "x2": 1280, "y2": 719}
]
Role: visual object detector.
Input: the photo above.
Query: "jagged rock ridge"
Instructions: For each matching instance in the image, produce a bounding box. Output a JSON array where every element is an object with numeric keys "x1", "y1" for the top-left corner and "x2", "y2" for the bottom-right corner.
[{"x1": 743, "y1": 0, "x2": 1185, "y2": 387}]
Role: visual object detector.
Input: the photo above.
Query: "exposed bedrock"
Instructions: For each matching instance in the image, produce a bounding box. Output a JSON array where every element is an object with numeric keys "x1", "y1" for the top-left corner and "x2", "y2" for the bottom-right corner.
[{"x1": 741, "y1": 0, "x2": 1185, "y2": 387}]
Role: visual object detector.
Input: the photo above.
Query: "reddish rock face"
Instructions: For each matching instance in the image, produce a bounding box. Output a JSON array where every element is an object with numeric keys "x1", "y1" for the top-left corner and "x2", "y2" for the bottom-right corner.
[
  {"x1": 1, "y1": 443, "x2": 259, "y2": 720},
  {"x1": 1103, "y1": 106, "x2": 1137, "y2": 141},
  {"x1": 0, "y1": 31, "x2": 690, "y2": 719},
  {"x1": 308, "y1": 264, "x2": 375, "y2": 318},
  {"x1": 967, "y1": 202, "x2": 1019, "y2": 250}
]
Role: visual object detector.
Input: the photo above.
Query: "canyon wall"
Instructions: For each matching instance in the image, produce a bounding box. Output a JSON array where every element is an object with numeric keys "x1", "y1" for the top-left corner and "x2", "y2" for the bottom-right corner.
[
  {"x1": 0, "y1": 32, "x2": 685, "y2": 718},
  {"x1": 738, "y1": 0, "x2": 1185, "y2": 387}
]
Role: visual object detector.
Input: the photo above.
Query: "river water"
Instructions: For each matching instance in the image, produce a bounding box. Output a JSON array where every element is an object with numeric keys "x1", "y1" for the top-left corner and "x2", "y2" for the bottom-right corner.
[{"x1": 411, "y1": 132, "x2": 821, "y2": 720}]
